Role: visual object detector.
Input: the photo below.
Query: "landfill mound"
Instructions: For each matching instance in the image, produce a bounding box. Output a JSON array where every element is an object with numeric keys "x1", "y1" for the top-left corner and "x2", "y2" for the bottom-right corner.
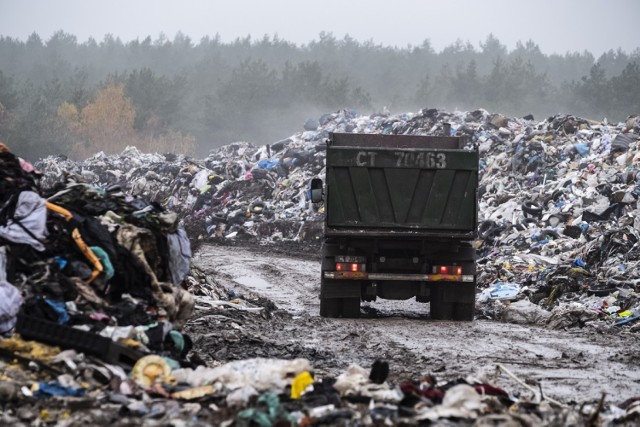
[
  {"x1": 35, "y1": 108, "x2": 640, "y2": 332},
  {"x1": 0, "y1": 109, "x2": 638, "y2": 425}
]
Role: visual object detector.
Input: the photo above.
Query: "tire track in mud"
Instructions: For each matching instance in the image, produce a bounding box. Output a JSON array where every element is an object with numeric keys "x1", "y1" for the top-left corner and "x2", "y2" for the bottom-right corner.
[{"x1": 190, "y1": 243, "x2": 640, "y2": 405}]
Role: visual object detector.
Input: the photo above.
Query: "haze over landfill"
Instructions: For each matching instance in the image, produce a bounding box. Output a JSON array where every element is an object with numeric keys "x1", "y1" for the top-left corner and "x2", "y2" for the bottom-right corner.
[
  {"x1": 0, "y1": 0, "x2": 639, "y2": 160},
  {"x1": 2, "y1": 0, "x2": 639, "y2": 56}
]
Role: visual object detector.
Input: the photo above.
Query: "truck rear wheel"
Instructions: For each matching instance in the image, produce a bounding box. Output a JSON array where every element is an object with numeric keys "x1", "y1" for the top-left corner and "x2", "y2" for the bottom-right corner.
[
  {"x1": 321, "y1": 243, "x2": 341, "y2": 318},
  {"x1": 452, "y1": 283, "x2": 475, "y2": 321},
  {"x1": 320, "y1": 296, "x2": 361, "y2": 318},
  {"x1": 453, "y1": 302, "x2": 474, "y2": 321},
  {"x1": 320, "y1": 292, "x2": 341, "y2": 318},
  {"x1": 319, "y1": 243, "x2": 362, "y2": 318},
  {"x1": 430, "y1": 283, "x2": 475, "y2": 321},
  {"x1": 430, "y1": 284, "x2": 453, "y2": 320}
]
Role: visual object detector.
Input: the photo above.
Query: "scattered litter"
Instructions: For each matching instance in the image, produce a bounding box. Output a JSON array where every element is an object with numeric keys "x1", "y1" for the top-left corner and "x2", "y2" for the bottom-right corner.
[
  {"x1": 0, "y1": 107, "x2": 637, "y2": 424},
  {"x1": 478, "y1": 281, "x2": 521, "y2": 301}
]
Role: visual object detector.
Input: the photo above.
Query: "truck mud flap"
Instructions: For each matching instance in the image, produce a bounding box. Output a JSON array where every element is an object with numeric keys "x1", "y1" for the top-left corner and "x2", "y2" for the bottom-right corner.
[{"x1": 321, "y1": 281, "x2": 361, "y2": 298}]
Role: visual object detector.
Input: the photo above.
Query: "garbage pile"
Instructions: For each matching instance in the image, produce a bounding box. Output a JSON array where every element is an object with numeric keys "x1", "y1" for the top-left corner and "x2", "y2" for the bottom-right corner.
[
  {"x1": 473, "y1": 113, "x2": 640, "y2": 332},
  {"x1": 36, "y1": 142, "x2": 326, "y2": 244},
  {"x1": 0, "y1": 142, "x2": 202, "y2": 423},
  {"x1": 1, "y1": 108, "x2": 639, "y2": 424},
  {"x1": 34, "y1": 109, "x2": 640, "y2": 332},
  {"x1": 6, "y1": 343, "x2": 640, "y2": 426}
]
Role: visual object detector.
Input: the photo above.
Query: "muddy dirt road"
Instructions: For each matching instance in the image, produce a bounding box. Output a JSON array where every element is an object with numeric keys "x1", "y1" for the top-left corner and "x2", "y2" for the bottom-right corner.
[{"x1": 188, "y1": 244, "x2": 640, "y2": 406}]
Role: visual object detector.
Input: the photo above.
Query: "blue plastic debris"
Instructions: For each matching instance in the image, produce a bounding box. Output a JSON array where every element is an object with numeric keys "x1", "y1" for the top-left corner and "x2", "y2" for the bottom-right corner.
[
  {"x1": 573, "y1": 259, "x2": 587, "y2": 269},
  {"x1": 478, "y1": 282, "x2": 521, "y2": 302},
  {"x1": 256, "y1": 159, "x2": 280, "y2": 170},
  {"x1": 43, "y1": 298, "x2": 70, "y2": 325},
  {"x1": 35, "y1": 381, "x2": 85, "y2": 398},
  {"x1": 574, "y1": 143, "x2": 590, "y2": 156}
]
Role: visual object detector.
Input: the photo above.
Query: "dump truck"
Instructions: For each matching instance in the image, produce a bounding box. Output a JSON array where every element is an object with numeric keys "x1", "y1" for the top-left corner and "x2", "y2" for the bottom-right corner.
[{"x1": 309, "y1": 132, "x2": 478, "y2": 320}]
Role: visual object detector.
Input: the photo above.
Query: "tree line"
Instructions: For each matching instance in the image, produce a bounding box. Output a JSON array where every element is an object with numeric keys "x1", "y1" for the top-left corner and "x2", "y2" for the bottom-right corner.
[{"x1": 0, "y1": 31, "x2": 638, "y2": 160}]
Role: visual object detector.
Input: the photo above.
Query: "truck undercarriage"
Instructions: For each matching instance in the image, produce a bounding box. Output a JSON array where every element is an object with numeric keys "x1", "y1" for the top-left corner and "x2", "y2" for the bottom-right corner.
[{"x1": 320, "y1": 236, "x2": 476, "y2": 320}]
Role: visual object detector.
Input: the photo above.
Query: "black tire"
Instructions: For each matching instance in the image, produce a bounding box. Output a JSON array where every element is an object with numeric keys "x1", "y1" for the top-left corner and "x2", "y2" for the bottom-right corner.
[
  {"x1": 320, "y1": 243, "x2": 341, "y2": 318},
  {"x1": 452, "y1": 283, "x2": 476, "y2": 321},
  {"x1": 546, "y1": 214, "x2": 564, "y2": 227},
  {"x1": 544, "y1": 188, "x2": 564, "y2": 204},
  {"x1": 519, "y1": 217, "x2": 538, "y2": 227},
  {"x1": 482, "y1": 226, "x2": 505, "y2": 244},
  {"x1": 453, "y1": 302, "x2": 474, "y2": 321},
  {"x1": 431, "y1": 279, "x2": 475, "y2": 320},
  {"x1": 320, "y1": 293, "x2": 341, "y2": 318},
  {"x1": 522, "y1": 200, "x2": 543, "y2": 218},
  {"x1": 478, "y1": 220, "x2": 496, "y2": 238}
]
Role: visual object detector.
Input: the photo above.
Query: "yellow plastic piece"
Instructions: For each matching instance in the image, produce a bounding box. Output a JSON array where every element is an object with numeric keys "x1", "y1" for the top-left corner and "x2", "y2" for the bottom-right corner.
[
  {"x1": 171, "y1": 385, "x2": 216, "y2": 400},
  {"x1": 0, "y1": 335, "x2": 61, "y2": 361},
  {"x1": 118, "y1": 338, "x2": 143, "y2": 348},
  {"x1": 291, "y1": 371, "x2": 314, "y2": 399},
  {"x1": 131, "y1": 355, "x2": 172, "y2": 388},
  {"x1": 45, "y1": 202, "x2": 73, "y2": 221},
  {"x1": 71, "y1": 228, "x2": 103, "y2": 284},
  {"x1": 46, "y1": 202, "x2": 103, "y2": 284}
]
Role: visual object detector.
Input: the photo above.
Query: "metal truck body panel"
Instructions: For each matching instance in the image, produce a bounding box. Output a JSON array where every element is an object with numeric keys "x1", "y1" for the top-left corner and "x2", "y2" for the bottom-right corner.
[
  {"x1": 326, "y1": 147, "x2": 477, "y2": 232},
  {"x1": 317, "y1": 132, "x2": 479, "y2": 320}
]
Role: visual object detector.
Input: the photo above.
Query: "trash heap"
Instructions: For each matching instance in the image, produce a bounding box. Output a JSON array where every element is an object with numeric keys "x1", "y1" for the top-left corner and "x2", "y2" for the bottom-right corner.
[
  {"x1": 36, "y1": 141, "x2": 327, "y2": 244},
  {"x1": 0, "y1": 108, "x2": 639, "y2": 424},
  {"x1": 473, "y1": 113, "x2": 640, "y2": 332},
  {"x1": 34, "y1": 108, "x2": 640, "y2": 332},
  {"x1": 0, "y1": 142, "x2": 202, "y2": 423}
]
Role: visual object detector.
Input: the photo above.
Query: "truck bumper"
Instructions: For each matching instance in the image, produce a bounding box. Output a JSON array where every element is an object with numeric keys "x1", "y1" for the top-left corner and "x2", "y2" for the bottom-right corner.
[{"x1": 324, "y1": 272, "x2": 474, "y2": 282}]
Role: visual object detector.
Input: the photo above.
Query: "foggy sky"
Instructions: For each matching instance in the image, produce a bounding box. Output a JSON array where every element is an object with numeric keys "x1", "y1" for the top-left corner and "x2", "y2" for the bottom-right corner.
[{"x1": 0, "y1": 0, "x2": 639, "y2": 56}]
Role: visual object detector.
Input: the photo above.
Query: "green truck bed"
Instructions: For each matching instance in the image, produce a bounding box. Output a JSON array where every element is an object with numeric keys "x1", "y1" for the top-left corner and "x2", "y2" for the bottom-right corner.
[{"x1": 325, "y1": 133, "x2": 478, "y2": 235}]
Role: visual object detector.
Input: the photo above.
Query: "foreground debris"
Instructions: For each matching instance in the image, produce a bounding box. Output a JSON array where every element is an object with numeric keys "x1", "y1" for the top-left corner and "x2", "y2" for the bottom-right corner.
[{"x1": 0, "y1": 108, "x2": 638, "y2": 425}]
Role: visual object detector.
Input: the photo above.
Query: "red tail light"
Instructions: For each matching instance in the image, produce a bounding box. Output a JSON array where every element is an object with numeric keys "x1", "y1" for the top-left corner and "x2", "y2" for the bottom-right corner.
[
  {"x1": 434, "y1": 265, "x2": 463, "y2": 275},
  {"x1": 336, "y1": 262, "x2": 366, "y2": 272}
]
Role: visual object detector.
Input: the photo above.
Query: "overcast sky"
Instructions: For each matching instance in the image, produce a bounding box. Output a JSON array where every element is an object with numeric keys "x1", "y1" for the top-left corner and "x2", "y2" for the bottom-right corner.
[{"x1": 1, "y1": 0, "x2": 639, "y2": 56}]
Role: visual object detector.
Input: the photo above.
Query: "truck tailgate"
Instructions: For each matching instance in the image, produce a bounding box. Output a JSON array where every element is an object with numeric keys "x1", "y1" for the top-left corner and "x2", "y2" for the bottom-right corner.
[{"x1": 326, "y1": 146, "x2": 478, "y2": 232}]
